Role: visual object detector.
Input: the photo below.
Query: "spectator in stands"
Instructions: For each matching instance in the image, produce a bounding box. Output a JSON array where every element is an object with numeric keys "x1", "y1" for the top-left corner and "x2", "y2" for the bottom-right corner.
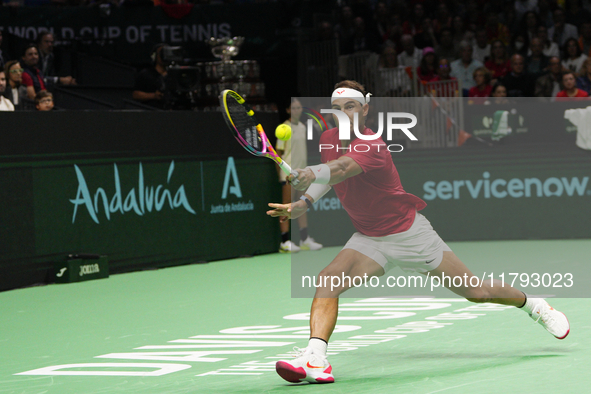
[
  {"x1": 37, "y1": 32, "x2": 76, "y2": 87},
  {"x1": 0, "y1": 70, "x2": 14, "y2": 111},
  {"x1": 450, "y1": 41, "x2": 484, "y2": 95},
  {"x1": 485, "y1": 82, "x2": 510, "y2": 105},
  {"x1": 336, "y1": 6, "x2": 355, "y2": 54},
  {"x1": 503, "y1": 54, "x2": 536, "y2": 96},
  {"x1": 132, "y1": 44, "x2": 167, "y2": 109},
  {"x1": 433, "y1": 58, "x2": 459, "y2": 97},
  {"x1": 316, "y1": 21, "x2": 335, "y2": 42},
  {"x1": 538, "y1": 0, "x2": 554, "y2": 29},
  {"x1": 465, "y1": 0, "x2": 485, "y2": 32},
  {"x1": 515, "y1": 0, "x2": 539, "y2": 22},
  {"x1": 20, "y1": 44, "x2": 46, "y2": 100},
  {"x1": 485, "y1": 40, "x2": 512, "y2": 82},
  {"x1": 397, "y1": 34, "x2": 422, "y2": 67},
  {"x1": 383, "y1": 13, "x2": 403, "y2": 47},
  {"x1": 35, "y1": 90, "x2": 55, "y2": 111},
  {"x1": 469, "y1": 66, "x2": 493, "y2": 97},
  {"x1": 347, "y1": 17, "x2": 380, "y2": 54},
  {"x1": 436, "y1": 27, "x2": 459, "y2": 64},
  {"x1": 373, "y1": 1, "x2": 390, "y2": 42},
  {"x1": 526, "y1": 37, "x2": 550, "y2": 77},
  {"x1": 473, "y1": 27, "x2": 491, "y2": 63},
  {"x1": 485, "y1": 12, "x2": 511, "y2": 45},
  {"x1": 501, "y1": 2, "x2": 519, "y2": 35},
  {"x1": 565, "y1": 0, "x2": 591, "y2": 29},
  {"x1": 491, "y1": 82, "x2": 508, "y2": 97},
  {"x1": 548, "y1": 8, "x2": 578, "y2": 47},
  {"x1": 556, "y1": 70, "x2": 589, "y2": 97},
  {"x1": 508, "y1": 32, "x2": 528, "y2": 57},
  {"x1": 563, "y1": 37, "x2": 587, "y2": 75},
  {"x1": 576, "y1": 57, "x2": 591, "y2": 94},
  {"x1": 378, "y1": 44, "x2": 398, "y2": 69},
  {"x1": 0, "y1": 30, "x2": 9, "y2": 70},
  {"x1": 535, "y1": 56, "x2": 564, "y2": 96},
  {"x1": 433, "y1": 3, "x2": 453, "y2": 34},
  {"x1": 521, "y1": 11, "x2": 540, "y2": 44},
  {"x1": 534, "y1": 25, "x2": 560, "y2": 58},
  {"x1": 3, "y1": 60, "x2": 28, "y2": 110},
  {"x1": 414, "y1": 18, "x2": 437, "y2": 49},
  {"x1": 417, "y1": 47, "x2": 438, "y2": 82},
  {"x1": 378, "y1": 45, "x2": 411, "y2": 96},
  {"x1": 402, "y1": 3, "x2": 425, "y2": 36},
  {"x1": 578, "y1": 21, "x2": 591, "y2": 56},
  {"x1": 452, "y1": 16, "x2": 471, "y2": 48},
  {"x1": 435, "y1": 58, "x2": 454, "y2": 81}
]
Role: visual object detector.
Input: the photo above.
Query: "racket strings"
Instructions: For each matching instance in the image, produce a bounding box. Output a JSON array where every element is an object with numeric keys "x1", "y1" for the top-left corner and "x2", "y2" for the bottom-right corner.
[{"x1": 227, "y1": 100, "x2": 263, "y2": 152}]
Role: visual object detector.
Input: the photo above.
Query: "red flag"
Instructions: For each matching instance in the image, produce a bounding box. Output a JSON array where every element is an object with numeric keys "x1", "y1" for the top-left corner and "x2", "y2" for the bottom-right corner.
[{"x1": 458, "y1": 129, "x2": 471, "y2": 146}]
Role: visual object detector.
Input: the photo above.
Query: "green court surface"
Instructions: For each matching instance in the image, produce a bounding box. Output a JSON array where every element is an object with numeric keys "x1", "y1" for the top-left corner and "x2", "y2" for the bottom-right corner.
[{"x1": 1, "y1": 240, "x2": 590, "y2": 394}]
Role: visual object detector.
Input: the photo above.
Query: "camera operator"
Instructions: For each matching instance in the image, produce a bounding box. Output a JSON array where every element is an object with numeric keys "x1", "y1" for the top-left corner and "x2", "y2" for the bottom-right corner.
[{"x1": 132, "y1": 44, "x2": 167, "y2": 109}]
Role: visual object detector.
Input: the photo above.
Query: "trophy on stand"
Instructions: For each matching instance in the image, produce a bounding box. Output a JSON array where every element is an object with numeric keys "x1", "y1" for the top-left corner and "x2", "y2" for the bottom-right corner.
[{"x1": 200, "y1": 36, "x2": 266, "y2": 109}]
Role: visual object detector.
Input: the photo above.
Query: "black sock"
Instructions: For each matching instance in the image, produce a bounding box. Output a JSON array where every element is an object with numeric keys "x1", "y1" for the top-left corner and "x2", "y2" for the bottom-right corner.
[
  {"x1": 518, "y1": 292, "x2": 527, "y2": 308},
  {"x1": 310, "y1": 336, "x2": 328, "y2": 344},
  {"x1": 281, "y1": 232, "x2": 289, "y2": 243},
  {"x1": 300, "y1": 227, "x2": 308, "y2": 242}
]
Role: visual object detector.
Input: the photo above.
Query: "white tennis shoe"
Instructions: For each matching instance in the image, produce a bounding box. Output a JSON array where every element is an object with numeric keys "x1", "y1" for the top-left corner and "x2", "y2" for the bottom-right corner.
[
  {"x1": 300, "y1": 237, "x2": 323, "y2": 251},
  {"x1": 276, "y1": 347, "x2": 334, "y2": 384},
  {"x1": 279, "y1": 240, "x2": 300, "y2": 253},
  {"x1": 528, "y1": 298, "x2": 570, "y2": 339}
]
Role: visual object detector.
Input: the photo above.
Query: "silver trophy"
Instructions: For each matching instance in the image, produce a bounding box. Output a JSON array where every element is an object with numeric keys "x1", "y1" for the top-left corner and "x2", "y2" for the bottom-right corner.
[{"x1": 207, "y1": 36, "x2": 245, "y2": 62}]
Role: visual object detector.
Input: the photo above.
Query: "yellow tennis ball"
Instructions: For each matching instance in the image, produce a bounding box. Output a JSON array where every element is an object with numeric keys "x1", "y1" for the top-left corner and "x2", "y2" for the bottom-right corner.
[{"x1": 275, "y1": 124, "x2": 291, "y2": 141}]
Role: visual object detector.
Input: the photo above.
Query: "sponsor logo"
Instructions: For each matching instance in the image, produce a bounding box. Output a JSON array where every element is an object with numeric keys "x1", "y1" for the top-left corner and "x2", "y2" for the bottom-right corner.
[
  {"x1": 56, "y1": 268, "x2": 67, "y2": 277},
  {"x1": 423, "y1": 172, "x2": 589, "y2": 201},
  {"x1": 210, "y1": 157, "x2": 254, "y2": 214},
  {"x1": 70, "y1": 161, "x2": 196, "y2": 224},
  {"x1": 79, "y1": 264, "x2": 100, "y2": 277}
]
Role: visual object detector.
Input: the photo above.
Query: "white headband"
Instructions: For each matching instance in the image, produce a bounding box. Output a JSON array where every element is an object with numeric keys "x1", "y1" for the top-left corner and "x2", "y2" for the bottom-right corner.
[{"x1": 331, "y1": 88, "x2": 372, "y2": 105}]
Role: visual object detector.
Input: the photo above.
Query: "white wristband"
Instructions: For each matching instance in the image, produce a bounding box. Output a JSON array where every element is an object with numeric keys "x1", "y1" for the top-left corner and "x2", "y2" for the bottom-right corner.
[
  {"x1": 306, "y1": 184, "x2": 331, "y2": 202},
  {"x1": 308, "y1": 164, "x2": 331, "y2": 184}
]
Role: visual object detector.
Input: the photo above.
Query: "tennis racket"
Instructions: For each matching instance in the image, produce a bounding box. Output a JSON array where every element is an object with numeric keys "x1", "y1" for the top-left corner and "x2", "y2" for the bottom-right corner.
[{"x1": 219, "y1": 89, "x2": 300, "y2": 184}]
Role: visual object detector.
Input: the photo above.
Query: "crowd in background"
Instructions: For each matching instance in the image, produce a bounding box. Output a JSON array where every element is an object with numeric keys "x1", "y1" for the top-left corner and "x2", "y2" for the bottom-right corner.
[
  {"x1": 0, "y1": 30, "x2": 75, "y2": 111},
  {"x1": 3, "y1": 0, "x2": 591, "y2": 111},
  {"x1": 0, "y1": 0, "x2": 262, "y2": 6},
  {"x1": 319, "y1": 0, "x2": 591, "y2": 98}
]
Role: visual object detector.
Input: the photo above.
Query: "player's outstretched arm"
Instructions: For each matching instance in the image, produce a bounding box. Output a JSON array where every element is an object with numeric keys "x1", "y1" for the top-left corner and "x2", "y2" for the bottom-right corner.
[{"x1": 289, "y1": 156, "x2": 362, "y2": 191}]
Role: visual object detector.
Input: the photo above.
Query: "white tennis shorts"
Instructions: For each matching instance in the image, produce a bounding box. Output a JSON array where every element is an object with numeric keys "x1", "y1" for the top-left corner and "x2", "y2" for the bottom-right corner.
[{"x1": 343, "y1": 211, "x2": 451, "y2": 273}]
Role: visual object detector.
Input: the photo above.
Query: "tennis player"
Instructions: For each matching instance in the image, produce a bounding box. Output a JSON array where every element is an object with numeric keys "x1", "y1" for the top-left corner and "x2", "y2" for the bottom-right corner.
[{"x1": 267, "y1": 80, "x2": 570, "y2": 384}]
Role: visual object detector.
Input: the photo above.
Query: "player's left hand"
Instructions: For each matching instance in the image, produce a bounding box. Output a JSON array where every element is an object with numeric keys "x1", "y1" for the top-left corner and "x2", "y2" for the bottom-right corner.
[
  {"x1": 267, "y1": 203, "x2": 292, "y2": 222},
  {"x1": 288, "y1": 168, "x2": 315, "y2": 191},
  {"x1": 267, "y1": 201, "x2": 307, "y2": 221}
]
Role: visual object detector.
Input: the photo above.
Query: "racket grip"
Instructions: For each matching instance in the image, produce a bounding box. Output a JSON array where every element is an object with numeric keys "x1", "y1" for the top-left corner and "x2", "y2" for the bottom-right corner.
[{"x1": 290, "y1": 170, "x2": 300, "y2": 186}]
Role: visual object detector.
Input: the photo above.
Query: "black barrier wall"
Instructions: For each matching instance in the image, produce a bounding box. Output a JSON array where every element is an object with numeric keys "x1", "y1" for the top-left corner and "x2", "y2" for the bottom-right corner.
[{"x1": 0, "y1": 112, "x2": 282, "y2": 291}]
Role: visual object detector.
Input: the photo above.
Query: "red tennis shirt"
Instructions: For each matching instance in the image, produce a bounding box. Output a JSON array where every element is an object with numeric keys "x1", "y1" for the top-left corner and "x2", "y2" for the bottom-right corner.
[{"x1": 319, "y1": 127, "x2": 426, "y2": 237}]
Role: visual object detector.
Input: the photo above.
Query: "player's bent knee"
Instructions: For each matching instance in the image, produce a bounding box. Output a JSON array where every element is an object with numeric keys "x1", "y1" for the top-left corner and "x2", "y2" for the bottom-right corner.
[{"x1": 314, "y1": 267, "x2": 353, "y2": 297}]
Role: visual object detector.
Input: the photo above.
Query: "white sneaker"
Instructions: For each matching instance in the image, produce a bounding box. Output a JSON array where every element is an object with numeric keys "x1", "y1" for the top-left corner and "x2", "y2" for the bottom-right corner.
[
  {"x1": 279, "y1": 240, "x2": 300, "y2": 253},
  {"x1": 276, "y1": 347, "x2": 334, "y2": 384},
  {"x1": 527, "y1": 298, "x2": 570, "y2": 339},
  {"x1": 300, "y1": 237, "x2": 323, "y2": 251}
]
